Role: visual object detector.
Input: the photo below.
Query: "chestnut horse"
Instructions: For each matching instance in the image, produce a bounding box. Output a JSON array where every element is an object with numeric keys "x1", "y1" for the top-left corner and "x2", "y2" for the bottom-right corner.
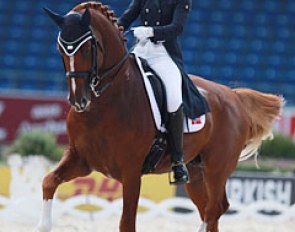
[{"x1": 38, "y1": 2, "x2": 283, "y2": 232}]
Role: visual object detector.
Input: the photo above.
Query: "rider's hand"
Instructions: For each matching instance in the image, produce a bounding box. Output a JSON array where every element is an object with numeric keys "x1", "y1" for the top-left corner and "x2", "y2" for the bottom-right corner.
[{"x1": 131, "y1": 26, "x2": 154, "y2": 41}]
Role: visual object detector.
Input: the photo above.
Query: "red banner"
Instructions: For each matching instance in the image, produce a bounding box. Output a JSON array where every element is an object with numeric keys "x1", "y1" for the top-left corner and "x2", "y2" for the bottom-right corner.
[
  {"x1": 0, "y1": 94, "x2": 70, "y2": 144},
  {"x1": 273, "y1": 107, "x2": 295, "y2": 142},
  {"x1": 1, "y1": 94, "x2": 295, "y2": 144}
]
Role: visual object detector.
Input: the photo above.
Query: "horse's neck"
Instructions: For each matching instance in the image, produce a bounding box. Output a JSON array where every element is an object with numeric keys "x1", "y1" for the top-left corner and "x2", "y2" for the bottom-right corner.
[
  {"x1": 89, "y1": 12, "x2": 154, "y2": 129},
  {"x1": 102, "y1": 38, "x2": 126, "y2": 70},
  {"x1": 92, "y1": 12, "x2": 126, "y2": 71},
  {"x1": 90, "y1": 56, "x2": 152, "y2": 123}
]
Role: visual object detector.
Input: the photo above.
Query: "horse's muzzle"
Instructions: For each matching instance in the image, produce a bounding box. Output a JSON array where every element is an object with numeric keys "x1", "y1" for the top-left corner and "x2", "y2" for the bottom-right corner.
[{"x1": 70, "y1": 97, "x2": 91, "y2": 113}]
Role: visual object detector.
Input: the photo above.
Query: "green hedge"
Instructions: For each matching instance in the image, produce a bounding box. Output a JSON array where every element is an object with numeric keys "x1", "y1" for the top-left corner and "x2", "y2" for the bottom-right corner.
[
  {"x1": 259, "y1": 133, "x2": 295, "y2": 159},
  {"x1": 4, "y1": 130, "x2": 64, "y2": 161},
  {"x1": 237, "y1": 133, "x2": 295, "y2": 172},
  {"x1": 237, "y1": 163, "x2": 277, "y2": 172}
]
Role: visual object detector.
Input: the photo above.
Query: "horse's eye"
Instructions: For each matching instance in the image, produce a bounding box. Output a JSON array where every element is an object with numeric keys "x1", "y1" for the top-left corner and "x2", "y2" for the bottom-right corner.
[
  {"x1": 81, "y1": 41, "x2": 91, "y2": 55},
  {"x1": 82, "y1": 45, "x2": 91, "y2": 57}
]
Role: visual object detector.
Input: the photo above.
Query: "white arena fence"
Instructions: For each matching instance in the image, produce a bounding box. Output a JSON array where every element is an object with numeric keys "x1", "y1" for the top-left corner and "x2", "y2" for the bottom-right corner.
[{"x1": 0, "y1": 154, "x2": 295, "y2": 225}]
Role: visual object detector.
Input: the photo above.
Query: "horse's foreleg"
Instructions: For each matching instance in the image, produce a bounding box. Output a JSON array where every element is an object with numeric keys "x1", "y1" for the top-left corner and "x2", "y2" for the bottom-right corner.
[
  {"x1": 120, "y1": 174, "x2": 141, "y2": 232},
  {"x1": 37, "y1": 148, "x2": 91, "y2": 232}
]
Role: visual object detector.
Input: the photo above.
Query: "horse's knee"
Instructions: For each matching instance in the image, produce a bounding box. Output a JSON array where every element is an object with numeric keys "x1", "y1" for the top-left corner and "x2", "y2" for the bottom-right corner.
[{"x1": 42, "y1": 172, "x2": 61, "y2": 199}]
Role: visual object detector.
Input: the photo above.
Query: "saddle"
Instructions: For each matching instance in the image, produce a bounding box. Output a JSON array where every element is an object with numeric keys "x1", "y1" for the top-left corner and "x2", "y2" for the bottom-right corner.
[
  {"x1": 139, "y1": 57, "x2": 169, "y2": 126},
  {"x1": 133, "y1": 54, "x2": 209, "y2": 174}
]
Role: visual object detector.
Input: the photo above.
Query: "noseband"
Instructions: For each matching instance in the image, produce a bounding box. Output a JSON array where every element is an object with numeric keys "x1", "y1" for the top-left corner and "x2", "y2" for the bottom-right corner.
[{"x1": 58, "y1": 29, "x2": 129, "y2": 97}]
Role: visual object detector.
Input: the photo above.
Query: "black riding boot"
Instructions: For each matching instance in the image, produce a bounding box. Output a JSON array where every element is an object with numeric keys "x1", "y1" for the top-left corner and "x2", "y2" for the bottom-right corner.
[{"x1": 167, "y1": 105, "x2": 189, "y2": 185}]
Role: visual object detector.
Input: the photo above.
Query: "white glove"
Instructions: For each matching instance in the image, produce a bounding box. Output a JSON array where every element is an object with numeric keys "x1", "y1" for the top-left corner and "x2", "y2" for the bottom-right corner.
[{"x1": 131, "y1": 26, "x2": 154, "y2": 41}]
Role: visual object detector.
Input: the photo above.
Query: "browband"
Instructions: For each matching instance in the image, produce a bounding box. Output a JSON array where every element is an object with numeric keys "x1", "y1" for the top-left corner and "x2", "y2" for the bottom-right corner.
[{"x1": 58, "y1": 31, "x2": 92, "y2": 56}]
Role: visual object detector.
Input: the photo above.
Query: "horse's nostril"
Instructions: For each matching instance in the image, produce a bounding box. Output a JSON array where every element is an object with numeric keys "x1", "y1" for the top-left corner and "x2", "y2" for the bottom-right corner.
[{"x1": 80, "y1": 98, "x2": 88, "y2": 109}]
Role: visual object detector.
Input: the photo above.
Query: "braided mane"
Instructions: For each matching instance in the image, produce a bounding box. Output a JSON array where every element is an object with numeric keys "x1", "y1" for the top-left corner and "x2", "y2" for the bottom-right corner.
[{"x1": 72, "y1": 1, "x2": 126, "y2": 42}]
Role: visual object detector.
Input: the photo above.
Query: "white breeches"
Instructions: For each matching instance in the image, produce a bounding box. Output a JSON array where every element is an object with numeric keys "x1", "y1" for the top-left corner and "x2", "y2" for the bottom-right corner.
[{"x1": 133, "y1": 40, "x2": 182, "y2": 113}]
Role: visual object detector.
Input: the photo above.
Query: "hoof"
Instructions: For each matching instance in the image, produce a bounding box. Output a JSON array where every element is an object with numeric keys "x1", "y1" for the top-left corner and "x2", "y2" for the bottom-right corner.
[{"x1": 37, "y1": 222, "x2": 52, "y2": 232}]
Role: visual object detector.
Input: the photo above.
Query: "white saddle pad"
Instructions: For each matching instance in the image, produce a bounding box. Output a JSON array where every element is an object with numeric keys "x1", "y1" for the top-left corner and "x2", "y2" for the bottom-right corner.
[{"x1": 133, "y1": 54, "x2": 206, "y2": 134}]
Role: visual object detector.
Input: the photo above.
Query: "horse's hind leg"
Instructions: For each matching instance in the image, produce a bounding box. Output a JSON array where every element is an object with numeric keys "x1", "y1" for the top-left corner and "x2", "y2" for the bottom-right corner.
[
  {"x1": 37, "y1": 148, "x2": 91, "y2": 232},
  {"x1": 186, "y1": 160, "x2": 230, "y2": 232},
  {"x1": 202, "y1": 179, "x2": 229, "y2": 232},
  {"x1": 186, "y1": 146, "x2": 243, "y2": 232},
  {"x1": 185, "y1": 160, "x2": 208, "y2": 222},
  {"x1": 199, "y1": 147, "x2": 242, "y2": 232}
]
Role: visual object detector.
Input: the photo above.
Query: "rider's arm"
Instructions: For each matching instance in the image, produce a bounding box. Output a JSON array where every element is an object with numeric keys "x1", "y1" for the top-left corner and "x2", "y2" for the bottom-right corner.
[
  {"x1": 117, "y1": 0, "x2": 141, "y2": 30},
  {"x1": 152, "y1": 0, "x2": 192, "y2": 42}
]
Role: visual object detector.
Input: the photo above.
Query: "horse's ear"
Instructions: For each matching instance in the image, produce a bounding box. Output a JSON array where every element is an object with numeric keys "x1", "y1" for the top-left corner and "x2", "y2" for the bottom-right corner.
[
  {"x1": 81, "y1": 8, "x2": 91, "y2": 27},
  {"x1": 43, "y1": 7, "x2": 64, "y2": 28}
]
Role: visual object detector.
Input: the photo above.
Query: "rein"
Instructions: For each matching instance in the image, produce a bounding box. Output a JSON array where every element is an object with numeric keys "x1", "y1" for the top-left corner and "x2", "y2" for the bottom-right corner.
[
  {"x1": 59, "y1": 29, "x2": 129, "y2": 98},
  {"x1": 90, "y1": 51, "x2": 129, "y2": 97}
]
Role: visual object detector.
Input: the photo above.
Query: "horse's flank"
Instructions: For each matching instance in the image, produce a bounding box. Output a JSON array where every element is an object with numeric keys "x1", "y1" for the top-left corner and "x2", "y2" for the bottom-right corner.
[{"x1": 192, "y1": 75, "x2": 284, "y2": 162}]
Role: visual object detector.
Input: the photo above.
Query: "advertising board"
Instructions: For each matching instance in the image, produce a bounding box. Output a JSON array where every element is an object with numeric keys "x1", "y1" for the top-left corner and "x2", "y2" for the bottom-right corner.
[
  {"x1": 176, "y1": 171, "x2": 295, "y2": 205},
  {"x1": 1, "y1": 94, "x2": 295, "y2": 144},
  {"x1": 0, "y1": 95, "x2": 69, "y2": 144},
  {"x1": 0, "y1": 166, "x2": 175, "y2": 202}
]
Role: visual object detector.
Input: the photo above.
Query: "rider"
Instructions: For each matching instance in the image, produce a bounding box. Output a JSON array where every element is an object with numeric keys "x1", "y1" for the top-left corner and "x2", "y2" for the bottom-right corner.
[{"x1": 118, "y1": 0, "x2": 192, "y2": 184}]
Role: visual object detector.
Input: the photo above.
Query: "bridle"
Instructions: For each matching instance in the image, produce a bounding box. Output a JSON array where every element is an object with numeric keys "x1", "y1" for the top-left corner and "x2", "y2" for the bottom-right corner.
[{"x1": 58, "y1": 28, "x2": 129, "y2": 97}]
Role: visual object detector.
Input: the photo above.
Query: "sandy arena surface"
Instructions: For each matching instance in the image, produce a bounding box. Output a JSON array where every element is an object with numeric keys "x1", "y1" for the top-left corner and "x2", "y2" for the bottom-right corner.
[{"x1": 0, "y1": 216, "x2": 294, "y2": 232}]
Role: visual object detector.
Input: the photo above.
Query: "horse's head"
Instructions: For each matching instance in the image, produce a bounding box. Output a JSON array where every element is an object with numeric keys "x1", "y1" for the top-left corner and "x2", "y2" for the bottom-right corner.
[
  {"x1": 44, "y1": 8, "x2": 98, "y2": 112},
  {"x1": 45, "y1": 3, "x2": 128, "y2": 113}
]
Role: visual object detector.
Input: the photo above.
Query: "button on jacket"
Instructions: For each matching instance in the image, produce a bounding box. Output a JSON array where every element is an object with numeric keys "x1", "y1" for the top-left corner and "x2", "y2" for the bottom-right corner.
[{"x1": 118, "y1": 0, "x2": 192, "y2": 69}]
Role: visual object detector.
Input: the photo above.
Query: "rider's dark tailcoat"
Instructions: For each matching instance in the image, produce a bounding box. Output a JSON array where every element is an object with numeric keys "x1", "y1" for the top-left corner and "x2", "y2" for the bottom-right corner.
[{"x1": 118, "y1": 0, "x2": 209, "y2": 118}]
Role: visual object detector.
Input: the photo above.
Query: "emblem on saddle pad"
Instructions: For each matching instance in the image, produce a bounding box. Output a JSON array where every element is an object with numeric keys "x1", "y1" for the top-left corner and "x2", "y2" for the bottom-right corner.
[{"x1": 185, "y1": 115, "x2": 206, "y2": 132}]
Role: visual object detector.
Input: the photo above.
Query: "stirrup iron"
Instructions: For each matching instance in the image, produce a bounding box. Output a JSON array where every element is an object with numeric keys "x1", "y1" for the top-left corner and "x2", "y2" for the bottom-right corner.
[{"x1": 169, "y1": 162, "x2": 189, "y2": 185}]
